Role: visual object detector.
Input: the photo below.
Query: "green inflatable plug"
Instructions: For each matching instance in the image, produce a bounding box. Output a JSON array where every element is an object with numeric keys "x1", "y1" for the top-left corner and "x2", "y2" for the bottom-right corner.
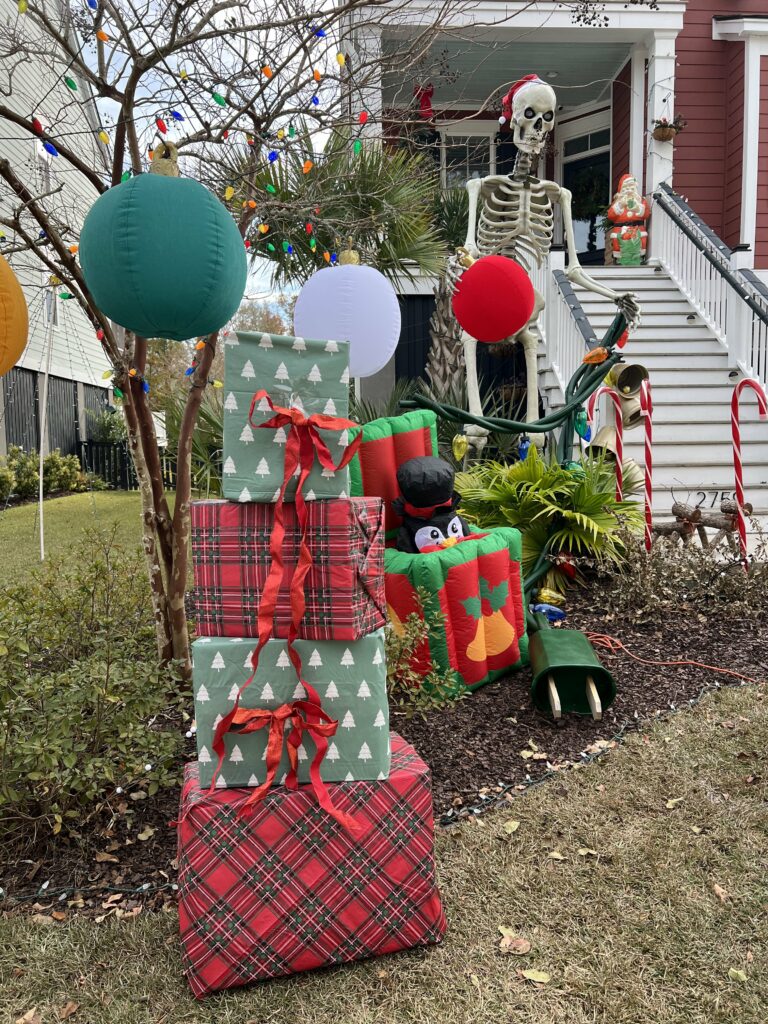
[{"x1": 529, "y1": 628, "x2": 616, "y2": 721}]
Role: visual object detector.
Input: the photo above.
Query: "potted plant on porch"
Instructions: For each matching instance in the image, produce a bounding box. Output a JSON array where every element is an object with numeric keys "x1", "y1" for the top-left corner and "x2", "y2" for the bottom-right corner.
[{"x1": 651, "y1": 114, "x2": 687, "y2": 142}]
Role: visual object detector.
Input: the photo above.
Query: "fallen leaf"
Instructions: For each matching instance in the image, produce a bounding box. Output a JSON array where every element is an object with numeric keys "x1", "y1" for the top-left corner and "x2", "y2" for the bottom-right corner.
[
  {"x1": 728, "y1": 968, "x2": 748, "y2": 983},
  {"x1": 547, "y1": 850, "x2": 566, "y2": 861},
  {"x1": 94, "y1": 851, "x2": 119, "y2": 864},
  {"x1": 15, "y1": 1010, "x2": 41, "y2": 1024},
  {"x1": 747, "y1": 950, "x2": 754, "y2": 963},
  {"x1": 577, "y1": 848, "x2": 598, "y2": 857},
  {"x1": 51, "y1": 910, "x2": 67, "y2": 921},
  {"x1": 503, "y1": 820, "x2": 521, "y2": 835},
  {"x1": 137, "y1": 825, "x2": 155, "y2": 842},
  {"x1": 519, "y1": 749, "x2": 534, "y2": 760},
  {"x1": 59, "y1": 1001, "x2": 80, "y2": 1020},
  {"x1": 30, "y1": 914, "x2": 56, "y2": 926},
  {"x1": 521, "y1": 969, "x2": 551, "y2": 984},
  {"x1": 469, "y1": 973, "x2": 481, "y2": 992},
  {"x1": 498, "y1": 928, "x2": 531, "y2": 955},
  {"x1": 376, "y1": 969, "x2": 388, "y2": 979},
  {"x1": 691, "y1": 826, "x2": 703, "y2": 835},
  {"x1": 713, "y1": 883, "x2": 729, "y2": 904},
  {"x1": 665, "y1": 797, "x2": 684, "y2": 809},
  {"x1": 745, "y1": 775, "x2": 761, "y2": 785},
  {"x1": 101, "y1": 893, "x2": 122, "y2": 909}
]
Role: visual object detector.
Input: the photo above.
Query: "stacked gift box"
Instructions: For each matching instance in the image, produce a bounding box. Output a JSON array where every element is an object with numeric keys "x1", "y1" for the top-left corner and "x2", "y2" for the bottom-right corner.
[{"x1": 179, "y1": 331, "x2": 446, "y2": 998}]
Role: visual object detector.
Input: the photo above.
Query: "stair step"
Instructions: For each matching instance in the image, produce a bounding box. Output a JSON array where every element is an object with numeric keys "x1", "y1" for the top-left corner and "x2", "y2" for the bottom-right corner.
[
  {"x1": 631, "y1": 355, "x2": 730, "y2": 369},
  {"x1": 649, "y1": 384, "x2": 738, "y2": 404},
  {"x1": 618, "y1": 420, "x2": 767, "y2": 442},
  {"x1": 618, "y1": 340, "x2": 728, "y2": 356},
  {"x1": 622, "y1": 439, "x2": 768, "y2": 464}
]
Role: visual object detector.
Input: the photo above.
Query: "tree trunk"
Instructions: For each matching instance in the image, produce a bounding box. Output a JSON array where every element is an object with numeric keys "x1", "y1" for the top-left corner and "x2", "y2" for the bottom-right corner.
[{"x1": 425, "y1": 274, "x2": 464, "y2": 396}]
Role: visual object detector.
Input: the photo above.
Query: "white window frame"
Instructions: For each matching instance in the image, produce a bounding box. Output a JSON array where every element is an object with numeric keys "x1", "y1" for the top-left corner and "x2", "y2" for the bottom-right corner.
[
  {"x1": 554, "y1": 108, "x2": 612, "y2": 247},
  {"x1": 436, "y1": 120, "x2": 500, "y2": 189}
]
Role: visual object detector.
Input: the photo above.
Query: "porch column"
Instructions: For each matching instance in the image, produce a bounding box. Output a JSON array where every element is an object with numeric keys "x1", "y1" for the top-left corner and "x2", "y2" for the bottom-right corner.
[
  {"x1": 351, "y1": 27, "x2": 382, "y2": 136},
  {"x1": 629, "y1": 45, "x2": 647, "y2": 191},
  {"x1": 645, "y1": 32, "x2": 677, "y2": 194}
]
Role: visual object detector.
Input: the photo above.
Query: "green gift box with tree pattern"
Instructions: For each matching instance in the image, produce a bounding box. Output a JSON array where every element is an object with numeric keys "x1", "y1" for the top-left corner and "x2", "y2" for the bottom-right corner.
[{"x1": 222, "y1": 331, "x2": 352, "y2": 502}]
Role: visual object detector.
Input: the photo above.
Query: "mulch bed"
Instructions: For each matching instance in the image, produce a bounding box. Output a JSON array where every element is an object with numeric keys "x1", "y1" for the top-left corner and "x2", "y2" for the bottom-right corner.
[{"x1": 4, "y1": 592, "x2": 767, "y2": 920}]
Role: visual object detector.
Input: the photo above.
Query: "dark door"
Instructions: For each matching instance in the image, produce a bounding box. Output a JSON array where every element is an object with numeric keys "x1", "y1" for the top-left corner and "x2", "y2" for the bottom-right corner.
[{"x1": 562, "y1": 152, "x2": 611, "y2": 266}]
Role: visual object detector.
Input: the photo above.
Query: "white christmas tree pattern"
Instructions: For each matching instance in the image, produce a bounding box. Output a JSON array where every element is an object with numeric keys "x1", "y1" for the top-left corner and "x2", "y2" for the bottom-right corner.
[
  {"x1": 326, "y1": 742, "x2": 339, "y2": 761},
  {"x1": 230, "y1": 744, "x2": 243, "y2": 763},
  {"x1": 340, "y1": 367, "x2": 350, "y2": 385},
  {"x1": 324, "y1": 398, "x2": 337, "y2": 416},
  {"x1": 344, "y1": 772, "x2": 354, "y2": 782},
  {"x1": 255, "y1": 458, "x2": 270, "y2": 477},
  {"x1": 321, "y1": 467, "x2": 335, "y2": 479},
  {"x1": 238, "y1": 487, "x2": 252, "y2": 502},
  {"x1": 215, "y1": 774, "x2": 227, "y2": 788},
  {"x1": 198, "y1": 745, "x2": 211, "y2": 763},
  {"x1": 273, "y1": 426, "x2": 287, "y2": 445},
  {"x1": 374, "y1": 709, "x2": 386, "y2": 728},
  {"x1": 358, "y1": 743, "x2": 371, "y2": 761},
  {"x1": 357, "y1": 680, "x2": 371, "y2": 699},
  {"x1": 341, "y1": 649, "x2": 355, "y2": 667},
  {"x1": 224, "y1": 392, "x2": 238, "y2": 412},
  {"x1": 276, "y1": 650, "x2": 290, "y2": 669},
  {"x1": 239, "y1": 423, "x2": 254, "y2": 444},
  {"x1": 213, "y1": 714, "x2": 223, "y2": 728},
  {"x1": 292, "y1": 337, "x2": 306, "y2": 351},
  {"x1": 324, "y1": 339, "x2": 339, "y2": 353},
  {"x1": 196, "y1": 684, "x2": 209, "y2": 702},
  {"x1": 341, "y1": 710, "x2": 355, "y2": 729},
  {"x1": 305, "y1": 489, "x2": 316, "y2": 501},
  {"x1": 325, "y1": 681, "x2": 339, "y2": 699},
  {"x1": 223, "y1": 331, "x2": 238, "y2": 346},
  {"x1": 372, "y1": 647, "x2": 383, "y2": 665},
  {"x1": 259, "y1": 333, "x2": 273, "y2": 348},
  {"x1": 248, "y1": 774, "x2": 260, "y2": 786},
  {"x1": 261, "y1": 682, "x2": 274, "y2": 700},
  {"x1": 241, "y1": 359, "x2": 255, "y2": 379},
  {"x1": 274, "y1": 362, "x2": 290, "y2": 381},
  {"x1": 257, "y1": 395, "x2": 271, "y2": 412},
  {"x1": 309, "y1": 649, "x2": 322, "y2": 667},
  {"x1": 297, "y1": 744, "x2": 308, "y2": 761},
  {"x1": 223, "y1": 457, "x2": 236, "y2": 475},
  {"x1": 307, "y1": 364, "x2": 322, "y2": 383},
  {"x1": 211, "y1": 652, "x2": 225, "y2": 671},
  {"x1": 228, "y1": 683, "x2": 240, "y2": 701},
  {"x1": 292, "y1": 682, "x2": 306, "y2": 700},
  {"x1": 338, "y1": 429, "x2": 349, "y2": 447}
]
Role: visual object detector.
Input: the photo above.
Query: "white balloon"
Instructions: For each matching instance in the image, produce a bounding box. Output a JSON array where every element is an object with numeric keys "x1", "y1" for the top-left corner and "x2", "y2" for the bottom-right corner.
[{"x1": 293, "y1": 264, "x2": 401, "y2": 378}]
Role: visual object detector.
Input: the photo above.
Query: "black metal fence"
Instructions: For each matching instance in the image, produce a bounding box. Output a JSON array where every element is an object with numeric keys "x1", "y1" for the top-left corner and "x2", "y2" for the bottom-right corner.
[{"x1": 79, "y1": 441, "x2": 181, "y2": 492}]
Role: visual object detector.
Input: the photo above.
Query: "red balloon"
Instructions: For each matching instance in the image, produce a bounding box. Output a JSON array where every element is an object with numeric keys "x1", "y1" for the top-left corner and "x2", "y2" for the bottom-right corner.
[{"x1": 452, "y1": 255, "x2": 535, "y2": 343}]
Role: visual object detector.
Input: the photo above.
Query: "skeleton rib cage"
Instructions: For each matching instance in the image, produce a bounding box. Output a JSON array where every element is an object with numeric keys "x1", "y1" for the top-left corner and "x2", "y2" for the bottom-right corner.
[{"x1": 475, "y1": 177, "x2": 555, "y2": 273}]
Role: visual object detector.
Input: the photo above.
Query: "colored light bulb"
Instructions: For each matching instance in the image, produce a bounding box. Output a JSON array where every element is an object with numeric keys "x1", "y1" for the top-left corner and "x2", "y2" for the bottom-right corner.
[
  {"x1": 113, "y1": 387, "x2": 123, "y2": 398},
  {"x1": 311, "y1": 95, "x2": 319, "y2": 106},
  {"x1": 65, "y1": 76, "x2": 78, "y2": 91},
  {"x1": 96, "y1": 29, "x2": 109, "y2": 41},
  {"x1": 313, "y1": 69, "x2": 321, "y2": 82},
  {"x1": 267, "y1": 242, "x2": 276, "y2": 252},
  {"x1": 302, "y1": 160, "x2": 314, "y2": 173},
  {"x1": 98, "y1": 130, "x2": 109, "y2": 144},
  {"x1": 43, "y1": 141, "x2": 58, "y2": 157},
  {"x1": 180, "y1": 68, "x2": 188, "y2": 80},
  {"x1": 32, "y1": 117, "x2": 43, "y2": 134},
  {"x1": 358, "y1": 110, "x2": 369, "y2": 125},
  {"x1": 289, "y1": 124, "x2": 296, "y2": 138},
  {"x1": 323, "y1": 251, "x2": 330, "y2": 263},
  {"x1": 120, "y1": 170, "x2": 131, "y2": 181},
  {"x1": 353, "y1": 139, "x2": 362, "y2": 155},
  {"x1": 171, "y1": 110, "x2": 183, "y2": 121},
  {"x1": 212, "y1": 92, "x2": 226, "y2": 106},
  {"x1": 336, "y1": 53, "x2": 345, "y2": 66},
  {"x1": 224, "y1": 186, "x2": 234, "y2": 201},
  {"x1": 262, "y1": 66, "x2": 273, "y2": 79},
  {"x1": 87, "y1": 0, "x2": 98, "y2": 9},
  {"x1": 305, "y1": 222, "x2": 313, "y2": 233},
  {"x1": 96, "y1": 329, "x2": 105, "y2": 340},
  {"x1": 268, "y1": 150, "x2": 278, "y2": 162},
  {"x1": 266, "y1": 184, "x2": 276, "y2": 194},
  {"x1": 156, "y1": 117, "x2": 167, "y2": 134}
]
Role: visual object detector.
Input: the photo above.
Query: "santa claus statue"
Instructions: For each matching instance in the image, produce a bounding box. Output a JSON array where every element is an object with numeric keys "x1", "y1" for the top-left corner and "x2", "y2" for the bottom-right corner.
[{"x1": 606, "y1": 174, "x2": 651, "y2": 266}]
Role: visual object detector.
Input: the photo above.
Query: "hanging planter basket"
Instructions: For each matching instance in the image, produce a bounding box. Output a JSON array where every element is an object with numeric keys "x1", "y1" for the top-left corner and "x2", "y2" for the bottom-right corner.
[{"x1": 652, "y1": 125, "x2": 679, "y2": 142}]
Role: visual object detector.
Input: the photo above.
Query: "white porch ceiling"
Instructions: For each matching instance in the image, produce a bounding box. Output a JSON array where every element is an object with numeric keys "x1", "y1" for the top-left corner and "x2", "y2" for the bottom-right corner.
[{"x1": 382, "y1": 39, "x2": 632, "y2": 112}]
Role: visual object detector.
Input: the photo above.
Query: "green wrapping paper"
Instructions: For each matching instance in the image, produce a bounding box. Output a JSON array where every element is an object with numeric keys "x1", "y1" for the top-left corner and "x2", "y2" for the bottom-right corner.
[
  {"x1": 192, "y1": 630, "x2": 390, "y2": 788},
  {"x1": 222, "y1": 331, "x2": 352, "y2": 502}
]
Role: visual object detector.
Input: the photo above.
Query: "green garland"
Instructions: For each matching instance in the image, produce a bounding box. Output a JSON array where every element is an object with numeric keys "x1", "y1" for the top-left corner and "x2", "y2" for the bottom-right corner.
[{"x1": 401, "y1": 312, "x2": 628, "y2": 466}]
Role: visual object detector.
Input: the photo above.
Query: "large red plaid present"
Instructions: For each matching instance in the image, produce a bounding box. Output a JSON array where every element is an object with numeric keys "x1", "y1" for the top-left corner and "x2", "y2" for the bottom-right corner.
[
  {"x1": 177, "y1": 733, "x2": 446, "y2": 997},
  {"x1": 190, "y1": 497, "x2": 386, "y2": 640}
]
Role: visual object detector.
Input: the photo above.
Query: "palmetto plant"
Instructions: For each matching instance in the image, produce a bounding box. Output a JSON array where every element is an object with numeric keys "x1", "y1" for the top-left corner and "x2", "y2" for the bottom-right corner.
[
  {"x1": 455, "y1": 447, "x2": 644, "y2": 591},
  {"x1": 226, "y1": 126, "x2": 448, "y2": 287},
  {"x1": 165, "y1": 389, "x2": 224, "y2": 498}
]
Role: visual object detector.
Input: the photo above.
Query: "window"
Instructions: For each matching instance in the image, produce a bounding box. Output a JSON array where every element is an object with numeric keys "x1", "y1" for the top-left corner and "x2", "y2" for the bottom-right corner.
[{"x1": 443, "y1": 136, "x2": 492, "y2": 188}]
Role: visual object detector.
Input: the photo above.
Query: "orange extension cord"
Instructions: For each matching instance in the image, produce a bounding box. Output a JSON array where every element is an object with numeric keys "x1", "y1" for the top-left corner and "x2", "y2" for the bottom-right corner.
[{"x1": 585, "y1": 632, "x2": 765, "y2": 687}]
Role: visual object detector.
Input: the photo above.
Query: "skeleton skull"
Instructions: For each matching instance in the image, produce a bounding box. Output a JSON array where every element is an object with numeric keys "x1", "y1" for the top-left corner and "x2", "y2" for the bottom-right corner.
[{"x1": 511, "y1": 80, "x2": 556, "y2": 156}]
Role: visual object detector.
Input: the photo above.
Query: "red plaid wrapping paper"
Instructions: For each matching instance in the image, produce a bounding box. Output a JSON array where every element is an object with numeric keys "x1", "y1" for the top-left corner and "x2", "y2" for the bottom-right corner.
[
  {"x1": 177, "y1": 733, "x2": 447, "y2": 997},
  {"x1": 190, "y1": 497, "x2": 386, "y2": 640}
]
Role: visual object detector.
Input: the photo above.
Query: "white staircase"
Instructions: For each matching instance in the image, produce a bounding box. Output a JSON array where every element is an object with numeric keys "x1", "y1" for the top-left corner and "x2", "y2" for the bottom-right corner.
[{"x1": 558, "y1": 265, "x2": 768, "y2": 516}]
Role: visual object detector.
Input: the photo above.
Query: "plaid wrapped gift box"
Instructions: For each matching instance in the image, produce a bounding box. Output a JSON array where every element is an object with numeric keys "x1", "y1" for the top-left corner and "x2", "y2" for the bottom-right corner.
[
  {"x1": 190, "y1": 498, "x2": 385, "y2": 641},
  {"x1": 177, "y1": 733, "x2": 447, "y2": 998},
  {"x1": 193, "y1": 630, "x2": 390, "y2": 788},
  {"x1": 222, "y1": 331, "x2": 352, "y2": 502}
]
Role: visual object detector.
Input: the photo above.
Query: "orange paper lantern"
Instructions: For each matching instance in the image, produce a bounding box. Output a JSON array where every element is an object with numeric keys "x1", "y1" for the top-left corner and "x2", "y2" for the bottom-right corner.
[{"x1": 0, "y1": 255, "x2": 29, "y2": 376}]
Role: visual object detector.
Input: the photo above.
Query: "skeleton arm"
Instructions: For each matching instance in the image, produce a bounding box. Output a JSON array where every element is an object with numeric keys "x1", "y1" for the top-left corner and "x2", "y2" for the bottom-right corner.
[
  {"x1": 463, "y1": 178, "x2": 483, "y2": 257},
  {"x1": 552, "y1": 184, "x2": 640, "y2": 325}
]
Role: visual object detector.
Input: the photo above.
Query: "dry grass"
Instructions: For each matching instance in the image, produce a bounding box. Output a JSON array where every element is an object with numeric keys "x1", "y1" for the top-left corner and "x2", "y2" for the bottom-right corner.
[{"x1": 2, "y1": 684, "x2": 767, "y2": 1024}]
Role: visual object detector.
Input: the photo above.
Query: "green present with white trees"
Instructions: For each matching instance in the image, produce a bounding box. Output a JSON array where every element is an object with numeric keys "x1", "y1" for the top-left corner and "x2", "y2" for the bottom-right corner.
[
  {"x1": 222, "y1": 331, "x2": 352, "y2": 502},
  {"x1": 192, "y1": 630, "x2": 390, "y2": 788}
]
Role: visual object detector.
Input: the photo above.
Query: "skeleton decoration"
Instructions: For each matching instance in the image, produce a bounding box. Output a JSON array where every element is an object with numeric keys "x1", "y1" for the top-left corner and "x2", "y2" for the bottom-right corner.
[{"x1": 454, "y1": 75, "x2": 641, "y2": 454}]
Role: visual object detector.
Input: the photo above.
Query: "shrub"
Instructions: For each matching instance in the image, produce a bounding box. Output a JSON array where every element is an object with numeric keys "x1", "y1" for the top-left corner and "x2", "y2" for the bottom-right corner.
[
  {"x1": 385, "y1": 589, "x2": 464, "y2": 718},
  {"x1": 42, "y1": 450, "x2": 82, "y2": 494},
  {"x1": 456, "y1": 447, "x2": 644, "y2": 593},
  {"x1": 0, "y1": 529, "x2": 186, "y2": 845},
  {"x1": 0, "y1": 459, "x2": 14, "y2": 502},
  {"x1": 86, "y1": 407, "x2": 127, "y2": 443},
  {"x1": 7, "y1": 445, "x2": 38, "y2": 500}
]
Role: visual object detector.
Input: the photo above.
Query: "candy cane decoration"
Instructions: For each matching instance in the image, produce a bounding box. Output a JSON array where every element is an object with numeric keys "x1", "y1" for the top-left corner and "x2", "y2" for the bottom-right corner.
[
  {"x1": 587, "y1": 386, "x2": 623, "y2": 500},
  {"x1": 640, "y1": 379, "x2": 653, "y2": 552},
  {"x1": 731, "y1": 378, "x2": 768, "y2": 569}
]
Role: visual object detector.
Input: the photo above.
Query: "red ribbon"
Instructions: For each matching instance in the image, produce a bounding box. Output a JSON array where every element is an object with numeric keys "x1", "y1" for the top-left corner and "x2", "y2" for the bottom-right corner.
[
  {"x1": 401, "y1": 497, "x2": 453, "y2": 519},
  {"x1": 210, "y1": 389, "x2": 362, "y2": 828}
]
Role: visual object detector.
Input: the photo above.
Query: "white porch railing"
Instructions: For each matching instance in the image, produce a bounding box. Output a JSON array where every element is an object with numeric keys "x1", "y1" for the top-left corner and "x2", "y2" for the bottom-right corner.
[
  {"x1": 652, "y1": 183, "x2": 768, "y2": 385},
  {"x1": 535, "y1": 251, "x2": 598, "y2": 398}
]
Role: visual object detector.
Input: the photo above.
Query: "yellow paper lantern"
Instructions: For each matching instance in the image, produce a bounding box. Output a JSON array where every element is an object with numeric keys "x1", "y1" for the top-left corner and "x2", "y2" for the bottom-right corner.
[{"x1": 0, "y1": 255, "x2": 29, "y2": 376}]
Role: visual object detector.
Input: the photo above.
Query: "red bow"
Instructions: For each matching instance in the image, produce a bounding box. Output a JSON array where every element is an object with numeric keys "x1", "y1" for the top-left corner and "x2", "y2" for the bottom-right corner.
[
  {"x1": 212, "y1": 698, "x2": 357, "y2": 829},
  {"x1": 210, "y1": 389, "x2": 362, "y2": 829}
]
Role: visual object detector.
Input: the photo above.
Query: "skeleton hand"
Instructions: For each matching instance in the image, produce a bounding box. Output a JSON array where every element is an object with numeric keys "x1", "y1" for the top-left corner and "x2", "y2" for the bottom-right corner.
[{"x1": 615, "y1": 291, "x2": 641, "y2": 330}]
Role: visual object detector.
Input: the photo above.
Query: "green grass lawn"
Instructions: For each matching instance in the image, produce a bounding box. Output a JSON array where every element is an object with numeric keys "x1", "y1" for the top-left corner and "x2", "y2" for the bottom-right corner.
[
  {"x1": 0, "y1": 492, "x2": 144, "y2": 577},
  {"x1": 2, "y1": 684, "x2": 766, "y2": 1024}
]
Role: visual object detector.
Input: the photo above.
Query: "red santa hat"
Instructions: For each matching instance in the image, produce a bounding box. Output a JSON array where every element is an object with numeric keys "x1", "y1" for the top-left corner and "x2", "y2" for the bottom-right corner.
[{"x1": 499, "y1": 75, "x2": 547, "y2": 125}]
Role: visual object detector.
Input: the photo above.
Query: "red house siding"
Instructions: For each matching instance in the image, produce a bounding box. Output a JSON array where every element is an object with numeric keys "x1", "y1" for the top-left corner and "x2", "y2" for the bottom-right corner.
[
  {"x1": 611, "y1": 61, "x2": 631, "y2": 194},
  {"x1": 756, "y1": 56, "x2": 768, "y2": 267},
  {"x1": 722, "y1": 42, "x2": 745, "y2": 248},
  {"x1": 674, "y1": 0, "x2": 765, "y2": 241}
]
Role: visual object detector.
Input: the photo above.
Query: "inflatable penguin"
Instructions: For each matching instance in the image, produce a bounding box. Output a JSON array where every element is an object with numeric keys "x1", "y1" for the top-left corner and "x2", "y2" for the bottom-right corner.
[{"x1": 392, "y1": 456, "x2": 472, "y2": 554}]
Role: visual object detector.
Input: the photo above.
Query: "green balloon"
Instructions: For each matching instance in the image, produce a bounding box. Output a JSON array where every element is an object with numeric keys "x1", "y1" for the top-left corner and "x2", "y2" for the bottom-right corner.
[{"x1": 79, "y1": 174, "x2": 247, "y2": 342}]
